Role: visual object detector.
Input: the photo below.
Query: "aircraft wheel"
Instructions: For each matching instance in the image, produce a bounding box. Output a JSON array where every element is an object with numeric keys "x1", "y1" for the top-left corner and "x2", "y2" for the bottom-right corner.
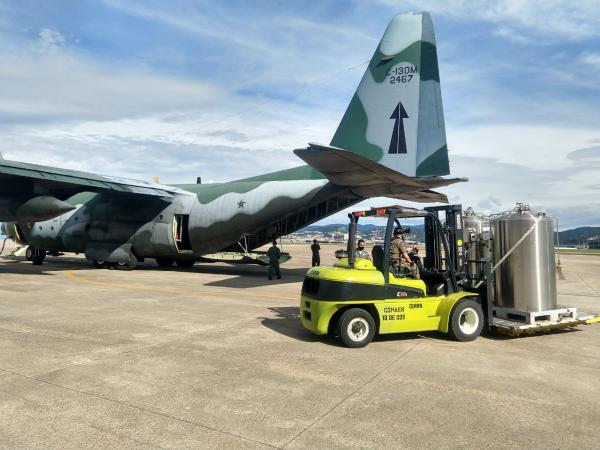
[
  {"x1": 448, "y1": 298, "x2": 484, "y2": 342},
  {"x1": 156, "y1": 258, "x2": 175, "y2": 267},
  {"x1": 338, "y1": 308, "x2": 376, "y2": 348},
  {"x1": 25, "y1": 246, "x2": 34, "y2": 261},
  {"x1": 176, "y1": 259, "x2": 195, "y2": 268},
  {"x1": 115, "y1": 261, "x2": 135, "y2": 271},
  {"x1": 93, "y1": 259, "x2": 108, "y2": 269},
  {"x1": 31, "y1": 248, "x2": 46, "y2": 265}
]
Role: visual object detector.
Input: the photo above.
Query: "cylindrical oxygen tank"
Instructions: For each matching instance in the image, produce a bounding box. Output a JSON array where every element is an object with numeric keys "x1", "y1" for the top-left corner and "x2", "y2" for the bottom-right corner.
[
  {"x1": 492, "y1": 204, "x2": 557, "y2": 312},
  {"x1": 462, "y1": 213, "x2": 491, "y2": 280}
]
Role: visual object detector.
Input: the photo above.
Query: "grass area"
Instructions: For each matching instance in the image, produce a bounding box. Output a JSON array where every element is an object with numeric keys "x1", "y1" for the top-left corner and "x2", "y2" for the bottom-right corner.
[{"x1": 557, "y1": 249, "x2": 600, "y2": 255}]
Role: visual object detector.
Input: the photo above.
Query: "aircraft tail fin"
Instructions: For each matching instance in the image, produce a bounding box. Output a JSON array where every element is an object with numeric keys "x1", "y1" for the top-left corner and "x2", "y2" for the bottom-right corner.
[{"x1": 330, "y1": 12, "x2": 449, "y2": 177}]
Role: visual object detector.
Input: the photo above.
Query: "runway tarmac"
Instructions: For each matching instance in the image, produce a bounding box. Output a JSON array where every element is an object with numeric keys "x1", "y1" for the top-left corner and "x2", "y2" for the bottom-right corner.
[{"x1": 1, "y1": 244, "x2": 599, "y2": 449}]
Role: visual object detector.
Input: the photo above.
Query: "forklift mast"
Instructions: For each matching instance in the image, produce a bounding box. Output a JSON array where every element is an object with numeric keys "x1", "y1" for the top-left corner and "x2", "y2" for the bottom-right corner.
[{"x1": 424, "y1": 205, "x2": 464, "y2": 274}]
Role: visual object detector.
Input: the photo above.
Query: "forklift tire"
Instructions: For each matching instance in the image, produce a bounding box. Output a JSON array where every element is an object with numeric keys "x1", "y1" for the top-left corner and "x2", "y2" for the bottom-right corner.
[
  {"x1": 338, "y1": 308, "x2": 376, "y2": 348},
  {"x1": 156, "y1": 258, "x2": 175, "y2": 267},
  {"x1": 448, "y1": 298, "x2": 484, "y2": 342}
]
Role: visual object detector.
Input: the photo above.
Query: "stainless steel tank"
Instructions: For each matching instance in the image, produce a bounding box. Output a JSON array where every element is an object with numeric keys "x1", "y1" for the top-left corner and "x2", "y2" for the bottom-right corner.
[
  {"x1": 462, "y1": 212, "x2": 491, "y2": 280},
  {"x1": 492, "y1": 204, "x2": 557, "y2": 311}
]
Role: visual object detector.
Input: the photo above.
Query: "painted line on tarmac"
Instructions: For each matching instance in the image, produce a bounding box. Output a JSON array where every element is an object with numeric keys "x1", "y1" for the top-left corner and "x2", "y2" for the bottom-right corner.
[{"x1": 64, "y1": 270, "x2": 297, "y2": 301}]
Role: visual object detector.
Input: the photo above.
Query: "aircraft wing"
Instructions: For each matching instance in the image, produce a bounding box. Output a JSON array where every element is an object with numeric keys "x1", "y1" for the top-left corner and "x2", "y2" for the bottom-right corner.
[
  {"x1": 0, "y1": 158, "x2": 187, "y2": 222},
  {"x1": 0, "y1": 158, "x2": 180, "y2": 199},
  {"x1": 293, "y1": 143, "x2": 466, "y2": 203}
]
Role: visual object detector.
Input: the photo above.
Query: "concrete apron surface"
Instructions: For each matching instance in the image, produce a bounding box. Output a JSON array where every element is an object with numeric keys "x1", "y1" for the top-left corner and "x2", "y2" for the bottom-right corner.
[{"x1": 0, "y1": 246, "x2": 599, "y2": 449}]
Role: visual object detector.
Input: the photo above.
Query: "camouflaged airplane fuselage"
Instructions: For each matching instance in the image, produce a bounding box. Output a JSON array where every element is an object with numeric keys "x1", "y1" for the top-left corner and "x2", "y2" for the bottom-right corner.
[{"x1": 0, "y1": 12, "x2": 466, "y2": 266}]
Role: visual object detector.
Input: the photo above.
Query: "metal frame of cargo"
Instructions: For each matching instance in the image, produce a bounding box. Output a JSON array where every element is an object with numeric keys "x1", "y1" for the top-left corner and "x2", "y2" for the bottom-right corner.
[
  {"x1": 465, "y1": 257, "x2": 598, "y2": 335},
  {"x1": 425, "y1": 206, "x2": 599, "y2": 336}
]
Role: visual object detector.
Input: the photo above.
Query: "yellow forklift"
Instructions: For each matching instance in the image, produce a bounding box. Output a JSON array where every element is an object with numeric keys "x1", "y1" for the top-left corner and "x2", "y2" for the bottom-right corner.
[{"x1": 300, "y1": 205, "x2": 488, "y2": 347}]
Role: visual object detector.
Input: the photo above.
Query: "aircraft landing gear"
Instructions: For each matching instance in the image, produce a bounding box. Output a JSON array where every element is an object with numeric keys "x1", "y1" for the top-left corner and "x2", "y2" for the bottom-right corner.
[
  {"x1": 93, "y1": 259, "x2": 136, "y2": 270},
  {"x1": 93, "y1": 259, "x2": 108, "y2": 269},
  {"x1": 115, "y1": 261, "x2": 136, "y2": 271},
  {"x1": 31, "y1": 247, "x2": 46, "y2": 265}
]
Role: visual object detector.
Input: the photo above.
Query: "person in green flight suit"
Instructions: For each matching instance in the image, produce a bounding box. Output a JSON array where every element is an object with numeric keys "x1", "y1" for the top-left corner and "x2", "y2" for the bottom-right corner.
[
  {"x1": 311, "y1": 239, "x2": 321, "y2": 266},
  {"x1": 267, "y1": 240, "x2": 282, "y2": 280}
]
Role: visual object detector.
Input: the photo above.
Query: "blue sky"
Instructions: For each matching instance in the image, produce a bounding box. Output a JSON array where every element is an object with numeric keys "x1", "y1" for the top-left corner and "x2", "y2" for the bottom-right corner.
[{"x1": 0, "y1": 0, "x2": 599, "y2": 229}]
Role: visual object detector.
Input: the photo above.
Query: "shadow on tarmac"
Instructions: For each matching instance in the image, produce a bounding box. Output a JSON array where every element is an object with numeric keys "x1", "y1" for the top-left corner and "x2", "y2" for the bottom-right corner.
[
  {"x1": 260, "y1": 306, "x2": 340, "y2": 344},
  {"x1": 0, "y1": 256, "x2": 87, "y2": 276},
  {"x1": 482, "y1": 326, "x2": 580, "y2": 341},
  {"x1": 374, "y1": 331, "x2": 438, "y2": 343},
  {"x1": 132, "y1": 260, "x2": 307, "y2": 288},
  {"x1": 261, "y1": 306, "x2": 426, "y2": 347},
  {"x1": 1, "y1": 256, "x2": 309, "y2": 288},
  {"x1": 204, "y1": 268, "x2": 307, "y2": 288}
]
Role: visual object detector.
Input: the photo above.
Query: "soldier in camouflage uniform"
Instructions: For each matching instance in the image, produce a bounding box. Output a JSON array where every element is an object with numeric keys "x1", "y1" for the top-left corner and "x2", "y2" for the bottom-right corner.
[
  {"x1": 311, "y1": 239, "x2": 321, "y2": 267},
  {"x1": 267, "y1": 240, "x2": 282, "y2": 280},
  {"x1": 390, "y1": 228, "x2": 419, "y2": 279}
]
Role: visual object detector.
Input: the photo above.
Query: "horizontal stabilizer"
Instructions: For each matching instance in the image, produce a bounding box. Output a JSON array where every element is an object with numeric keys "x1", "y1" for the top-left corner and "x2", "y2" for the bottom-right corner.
[{"x1": 293, "y1": 143, "x2": 466, "y2": 203}]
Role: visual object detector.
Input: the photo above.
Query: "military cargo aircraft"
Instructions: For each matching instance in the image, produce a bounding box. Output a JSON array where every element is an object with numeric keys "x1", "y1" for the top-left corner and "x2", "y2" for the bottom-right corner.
[{"x1": 0, "y1": 12, "x2": 465, "y2": 268}]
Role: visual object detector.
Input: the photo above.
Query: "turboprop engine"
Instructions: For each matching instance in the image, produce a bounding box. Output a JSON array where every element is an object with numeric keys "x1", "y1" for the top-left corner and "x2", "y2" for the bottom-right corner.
[
  {"x1": 1, "y1": 222, "x2": 27, "y2": 244},
  {"x1": 1, "y1": 221, "x2": 12, "y2": 238},
  {"x1": 0, "y1": 195, "x2": 75, "y2": 223}
]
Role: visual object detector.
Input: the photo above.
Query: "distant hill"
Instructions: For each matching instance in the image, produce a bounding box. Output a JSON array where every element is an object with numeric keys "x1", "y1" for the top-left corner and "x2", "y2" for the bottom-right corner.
[
  {"x1": 303, "y1": 223, "x2": 382, "y2": 233},
  {"x1": 558, "y1": 227, "x2": 600, "y2": 244},
  {"x1": 300, "y1": 223, "x2": 425, "y2": 240},
  {"x1": 301, "y1": 224, "x2": 599, "y2": 245}
]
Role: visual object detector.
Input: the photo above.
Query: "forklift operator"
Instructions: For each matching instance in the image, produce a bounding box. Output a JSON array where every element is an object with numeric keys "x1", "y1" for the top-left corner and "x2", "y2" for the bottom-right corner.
[{"x1": 390, "y1": 228, "x2": 419, "y2": 279}]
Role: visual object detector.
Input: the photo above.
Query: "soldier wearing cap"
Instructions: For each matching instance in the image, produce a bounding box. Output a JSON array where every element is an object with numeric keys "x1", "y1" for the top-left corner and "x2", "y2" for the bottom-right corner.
[{"x1": 390, "y1": 228, "x2": 419, "y2": 279}]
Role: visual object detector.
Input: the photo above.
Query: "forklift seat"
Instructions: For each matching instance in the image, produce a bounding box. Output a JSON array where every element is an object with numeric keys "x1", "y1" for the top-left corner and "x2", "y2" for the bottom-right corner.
[
  {"x1": 372, "y1": 245, "x2": 384, "y2": 272},
  {"x1": 420, "y1": 270, "x2": 448, "y2": 296}
]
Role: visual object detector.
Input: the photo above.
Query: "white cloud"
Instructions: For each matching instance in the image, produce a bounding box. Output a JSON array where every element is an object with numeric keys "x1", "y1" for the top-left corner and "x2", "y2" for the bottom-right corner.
[
  {"x1": 579, "y1": 52, "x2": 600, "y2": 67},
  {"x1": 0, "y1": 97, "x2": 340, "y2": 184},
  {"x1": 393, "y1": 0, "x2": 600, "y2": 41},
  {"x1": 100, "y1": 0, "x2": 375, "y2": 99},
  {"x1": 448, "y1": 124, "x2": 600, "y2": 169},
  {"x1": 321, "y1": 122, "x2": 600, "y2": 227},
  {"x1": 37, "y1": 28, "x2": 65, "y2": 52},
  {"x1": 0, "y1": 3, "x2": 360, "y2": 183},
  {"x1": 0, "y1": 48, "x2": 224, "y2": 123},
  {"x1": 492, "y1": 26, "x2": 531, "y2": 43}
]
